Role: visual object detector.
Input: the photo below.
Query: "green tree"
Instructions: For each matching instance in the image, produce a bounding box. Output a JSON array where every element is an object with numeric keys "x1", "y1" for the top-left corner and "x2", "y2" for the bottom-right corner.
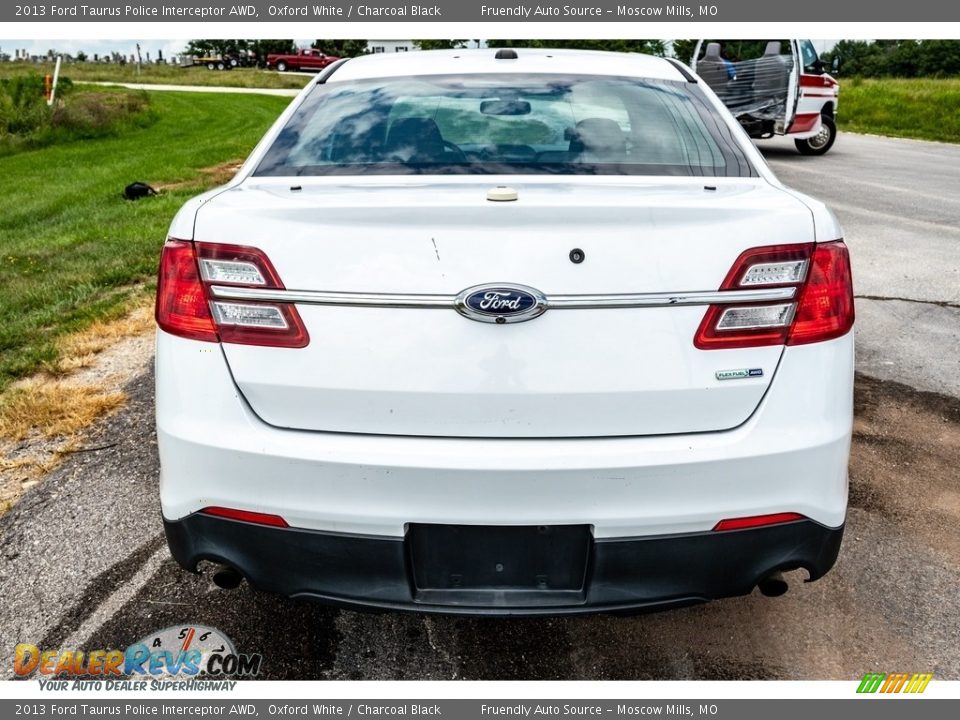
[
  {"x1": 186, "y1": 39, "x2": 296, "y2": 63},
  {"x1": 670, "y1": 40, "x2": 698, "y2": 64},
  {"x1": 412, "y1": 40, "x2": 469, "y2": 50},
  {"x1": 916, "y1": 40, "x2": 960, "y2": 76},
  {"x1": 252, "y1": 40, "x2": 297, "y2": 56},
  {"x1": 313, "y1": 40, "x2": 369, "y2": 57}
]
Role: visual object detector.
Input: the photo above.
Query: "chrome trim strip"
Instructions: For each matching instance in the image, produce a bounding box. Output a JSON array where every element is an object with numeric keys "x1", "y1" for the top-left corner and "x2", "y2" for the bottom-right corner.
[
  {"x1": 209, "y1": 285, "x2": 797, "y2": 308},
  {"x1": 210, "y1": 286, "x2": 453, "y2": 308},
  {"x1": 545, "y1": 287, "x2": 796, "y2": 308}
]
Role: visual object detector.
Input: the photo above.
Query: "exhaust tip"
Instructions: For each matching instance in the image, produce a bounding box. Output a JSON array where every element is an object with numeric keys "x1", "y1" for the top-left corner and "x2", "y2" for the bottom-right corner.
[
  {"x1": 212, "y1": 565, "x2": 243, "y2": 590},
  {"x1": 757, "y1": 571, "x2": 789, "y2": 597}
]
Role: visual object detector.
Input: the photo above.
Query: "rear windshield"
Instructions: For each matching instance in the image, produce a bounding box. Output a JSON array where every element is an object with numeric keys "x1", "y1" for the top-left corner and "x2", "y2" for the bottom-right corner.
[{"x1": 254, "y1": 74, "x2": 755, "y2": 177}]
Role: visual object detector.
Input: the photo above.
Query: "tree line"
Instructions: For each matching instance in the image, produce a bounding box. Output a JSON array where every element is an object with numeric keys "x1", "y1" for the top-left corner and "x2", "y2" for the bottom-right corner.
[
  {"x1": 821, "y1": 40, "x2": 960, "y2": 78},
  {"x1": 183, "y1": 39, "x2": 960, "y2": 77}
]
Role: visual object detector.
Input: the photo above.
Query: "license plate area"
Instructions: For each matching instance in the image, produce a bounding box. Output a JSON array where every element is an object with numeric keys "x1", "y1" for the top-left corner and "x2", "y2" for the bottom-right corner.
[{"x1": 407, "y1": 524, "x2": 592, "y2": 607}]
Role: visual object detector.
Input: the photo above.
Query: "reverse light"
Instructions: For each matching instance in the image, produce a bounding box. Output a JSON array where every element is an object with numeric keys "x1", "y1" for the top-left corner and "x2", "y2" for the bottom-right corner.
[
  {"x1": 712, "y1": 512, "x2": 806, "y2": 532},
  {"x1": 200, "y1": 506, "x2": 289, "y2": 528},
  {"x1": 740, "y1": 260, "x2": 808, "y2": 286},
  {"x1": 715, "y1": 303, "x2": 796, "y2": 330},
  {"x1": 211, "y1": 302, "x2": 289, "y2": 329},
  {"x1": 156, "y1": 240, "x2": 309, "y2": 348},
  {"x1": 695, "y1": 241, "x2": 853, "y2": 350},
  {"x1": 199, "y1": 258, "x2": 267, "y2": 286}
]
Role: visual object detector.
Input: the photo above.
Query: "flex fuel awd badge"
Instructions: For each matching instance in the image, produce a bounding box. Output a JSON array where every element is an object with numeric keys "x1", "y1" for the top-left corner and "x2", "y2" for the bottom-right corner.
[{"x1": 716, "y1": 368, "x2": 764, "y2": 381}]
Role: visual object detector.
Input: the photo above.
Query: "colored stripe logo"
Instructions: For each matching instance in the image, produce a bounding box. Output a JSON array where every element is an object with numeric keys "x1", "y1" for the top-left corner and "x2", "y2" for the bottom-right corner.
[{"x1": 857, "y1": 672, "x2": 933, "y2": 693}]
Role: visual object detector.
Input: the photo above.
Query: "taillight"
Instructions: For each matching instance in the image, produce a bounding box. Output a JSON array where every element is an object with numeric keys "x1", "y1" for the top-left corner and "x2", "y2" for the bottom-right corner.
[
  {"x1": 155, "y1": 240, "x2": 218, "y2": 342},
  {"x1": 156, "y1": 240, "x2": 309, "y2": 348},
  {"x1": 694, "y1": 241, "x2": 853, "y2": 350},
  {"x1": 787, "y1": 242, "x2": 855, "y2": 346}
]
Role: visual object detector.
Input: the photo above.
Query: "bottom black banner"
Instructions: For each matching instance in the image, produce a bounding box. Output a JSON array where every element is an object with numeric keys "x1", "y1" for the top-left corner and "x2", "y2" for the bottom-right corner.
[{"x1": 0, "y1": 699, "x2": 955, "y2": 720}]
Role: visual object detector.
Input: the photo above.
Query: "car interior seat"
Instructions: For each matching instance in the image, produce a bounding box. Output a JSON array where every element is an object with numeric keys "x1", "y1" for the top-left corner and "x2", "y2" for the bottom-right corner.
[
  {"x1": 698, "y1": 43, "x2": 731, "y2": 95},
  {"x1": 569, "y1": 118, "x2": 627, "y2": 162},
  {"x1": 385, "y1": 117, "x2": 447, "y2": 163},
  {"x1": 753, "y1": 41, "x2": 791, "y2": 100}
]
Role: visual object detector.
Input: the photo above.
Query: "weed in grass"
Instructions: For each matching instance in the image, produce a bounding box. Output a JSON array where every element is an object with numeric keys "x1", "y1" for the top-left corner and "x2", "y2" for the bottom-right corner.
[{"x1": 1, "y1": 76, "x2": 158, "y2": 155}]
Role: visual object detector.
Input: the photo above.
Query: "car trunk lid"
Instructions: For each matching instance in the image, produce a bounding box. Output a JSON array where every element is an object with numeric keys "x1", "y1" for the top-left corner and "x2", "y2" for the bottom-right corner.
[{"x1": 194, "y1": 177, "x2": 812, "y2": 438}]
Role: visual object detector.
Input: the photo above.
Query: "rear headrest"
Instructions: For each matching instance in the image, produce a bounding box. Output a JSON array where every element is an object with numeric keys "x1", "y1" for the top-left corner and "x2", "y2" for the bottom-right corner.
[
  {"x1": 570, "y1": 118, "x2": 626, "y2": 156},
  {"x1": 704, "y1": 43, "x2": 722, "y2": 60},
  {"x1": 385, "y1": 117, "x2": 445, "y2": 162},
  {"x1": 764, "y1": 41, "x2": 782, "y2": 56}
]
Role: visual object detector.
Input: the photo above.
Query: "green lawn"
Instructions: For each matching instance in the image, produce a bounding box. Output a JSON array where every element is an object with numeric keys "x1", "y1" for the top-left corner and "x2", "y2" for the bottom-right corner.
[
  {"x1": 837, "y1": 78, "x2": 960, "y2": 144},
  {"x1": 0, "y1": 90, "x2": 290, "y2": 391},
  {"x1": 0, "y1": 62, "x2": 311, "y2": 90}
]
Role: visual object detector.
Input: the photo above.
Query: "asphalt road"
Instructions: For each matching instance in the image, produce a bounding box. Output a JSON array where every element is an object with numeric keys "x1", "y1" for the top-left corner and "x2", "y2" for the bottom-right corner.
[
  {"x1": 762, "y1": 133, "x2": 960, "y2": 398},
  {"x1": 2, "y1": 131, "x2": 959, "y2": 681}
]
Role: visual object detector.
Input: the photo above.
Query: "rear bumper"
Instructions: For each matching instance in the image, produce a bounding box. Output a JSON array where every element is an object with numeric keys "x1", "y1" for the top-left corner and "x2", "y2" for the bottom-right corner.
[
  {"x1": 165, "y1": 513, "x2": 844, "y2": 616},
  {"x1": 157, "y1": 330, "x2": 853, "y2": 538}
]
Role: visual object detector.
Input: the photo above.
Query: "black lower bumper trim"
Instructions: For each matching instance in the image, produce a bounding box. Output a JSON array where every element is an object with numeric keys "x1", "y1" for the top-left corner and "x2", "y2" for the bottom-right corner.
[{"x1": 164, "y1": 514, "x2": 843, "y2": 616}]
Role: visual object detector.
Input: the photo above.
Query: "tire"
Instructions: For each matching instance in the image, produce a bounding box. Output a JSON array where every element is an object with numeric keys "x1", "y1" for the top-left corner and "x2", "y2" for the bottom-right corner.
[
  {"x1": 216, "y1": 61, "x2": 226, "y2": 71},
  {"x1": 206, "y1": 62, "x2": 215, "y2": 71},
  {"x1": 795, "y1": 116, "x2": 837, "y2": 156},
  {"x1": 276, "y1": 61, "x2": 288, "y2": 72}
]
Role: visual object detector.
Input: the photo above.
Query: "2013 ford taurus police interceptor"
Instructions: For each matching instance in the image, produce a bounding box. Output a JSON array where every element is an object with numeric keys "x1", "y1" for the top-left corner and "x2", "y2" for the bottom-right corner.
[{"x1": 155, "y1": 48, "x2": 854, "y2": 615}]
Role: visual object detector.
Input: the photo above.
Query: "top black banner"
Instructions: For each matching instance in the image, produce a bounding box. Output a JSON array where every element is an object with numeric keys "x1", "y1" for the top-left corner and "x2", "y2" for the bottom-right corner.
[{"x1": 3, "y1": 0, "x2": 954, "y2": 22}]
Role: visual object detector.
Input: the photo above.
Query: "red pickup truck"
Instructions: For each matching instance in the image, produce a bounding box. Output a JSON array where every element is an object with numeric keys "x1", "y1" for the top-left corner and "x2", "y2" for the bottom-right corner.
[{"x1": 266, "y1": 48, "x2": 340, "y2": 73}]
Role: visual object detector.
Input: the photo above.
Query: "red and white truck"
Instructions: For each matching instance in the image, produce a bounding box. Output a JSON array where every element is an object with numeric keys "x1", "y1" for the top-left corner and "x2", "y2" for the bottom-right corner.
[
  {"x1": 265, "y1": 48, "x2": 340, "y2": 73},
  {"x1": 692, "y1": 39, "x2": 840, "y2": 155}
]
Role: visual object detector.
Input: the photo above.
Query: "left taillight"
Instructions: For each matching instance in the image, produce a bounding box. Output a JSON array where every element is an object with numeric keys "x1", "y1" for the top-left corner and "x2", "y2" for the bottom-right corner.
[{"x1": 156, "y1": 240, "x2": 309, "y2": 348}]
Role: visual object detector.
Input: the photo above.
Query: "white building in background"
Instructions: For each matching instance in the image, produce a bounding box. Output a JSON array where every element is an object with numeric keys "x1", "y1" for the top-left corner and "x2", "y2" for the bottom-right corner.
[
  {"x1": 365, "y1": 40, "x2": 416, "y2": 54},
  {"x1": 364, "y1": 41, "x2": 486, "y2": 54}
]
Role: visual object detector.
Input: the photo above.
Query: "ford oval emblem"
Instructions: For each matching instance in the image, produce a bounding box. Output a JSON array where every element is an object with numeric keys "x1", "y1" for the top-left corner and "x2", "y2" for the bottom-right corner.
[{"x1": 455, "y1": 283, "x2": 548, "y2": 324}]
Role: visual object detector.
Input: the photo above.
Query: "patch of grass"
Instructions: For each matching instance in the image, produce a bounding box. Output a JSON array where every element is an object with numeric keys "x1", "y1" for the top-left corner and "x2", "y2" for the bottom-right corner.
[
  {"x1": 0, "y1": 62, "x2": 311, "y2": 90},
  {"x1": 837, "y1": 78, "x2": 960, "y2": 144},
  {"x1": 1, "y1": 79, "x2": 158, "y2": 156},
  {"x1": 0, "y1": 301, "x2": 156, "y2": 513},
  {"x1": 0, "y1": 90, "x2": 291, "y2": 392},
  {"x1": 0, "y1": 381, "x2": 126, "y2": 442},
  {"x1": 54, "y1": 302, "x2": 155, "y2": 374}
]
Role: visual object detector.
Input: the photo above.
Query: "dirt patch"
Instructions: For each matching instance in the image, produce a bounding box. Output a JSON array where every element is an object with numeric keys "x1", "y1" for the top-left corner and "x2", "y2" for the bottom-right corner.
[
  {"x1": 153, "y1": 159, "x2": 244, "y2": 192},
  {"x1": 850, "y1": 374, "x2": 960, "y2": 560},
  {"x1": 0, "y1": 304, "x2": 155, "y2": 514}
]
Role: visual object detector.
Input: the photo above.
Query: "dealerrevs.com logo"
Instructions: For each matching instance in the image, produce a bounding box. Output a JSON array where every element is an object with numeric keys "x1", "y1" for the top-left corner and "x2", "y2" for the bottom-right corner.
[
  {"x1": 15, "y1": 625, "x2": 261, "y2": 691},
  {"x1": 857, "y1": 672, "x2": 933, "y2": 694}
]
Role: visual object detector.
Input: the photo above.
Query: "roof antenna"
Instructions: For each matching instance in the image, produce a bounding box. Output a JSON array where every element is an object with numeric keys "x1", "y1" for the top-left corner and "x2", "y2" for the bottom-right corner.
[{"x1": 495, "y1": 49, "x2": 518, "y2": 60}]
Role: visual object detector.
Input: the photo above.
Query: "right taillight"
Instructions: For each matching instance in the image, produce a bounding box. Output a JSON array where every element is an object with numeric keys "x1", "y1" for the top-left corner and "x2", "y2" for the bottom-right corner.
[
  {"x1": 155, "y1": 239, "x2": 309, "y2": 348},
  {"x1": 786, "y1": 241, "x2": 855, "y2": 346},
  {"x1": 694, "y1": 240, "x2": 854, "y2": 350}
]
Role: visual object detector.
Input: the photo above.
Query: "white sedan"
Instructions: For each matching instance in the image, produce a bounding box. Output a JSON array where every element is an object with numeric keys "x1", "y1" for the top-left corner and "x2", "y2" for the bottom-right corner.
[{"x1": 155, "y1": 48, "x2": 854, "y2": 615}]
